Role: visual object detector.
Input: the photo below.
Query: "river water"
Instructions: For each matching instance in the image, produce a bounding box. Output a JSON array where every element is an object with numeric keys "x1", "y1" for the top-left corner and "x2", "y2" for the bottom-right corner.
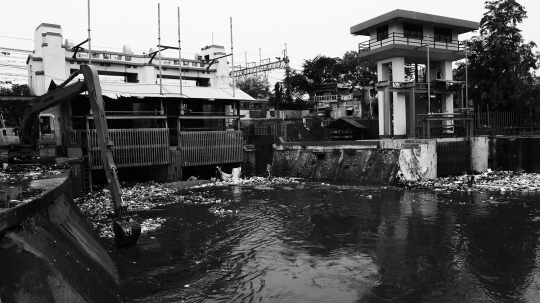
[{"x1": 110, "y1": 181, "x2": 540, "y2": 303}]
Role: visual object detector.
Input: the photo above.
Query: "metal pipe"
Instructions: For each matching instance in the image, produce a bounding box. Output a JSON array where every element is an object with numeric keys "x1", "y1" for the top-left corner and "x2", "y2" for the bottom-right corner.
[
  {"x1": 158, "y1": 3, "x2": 162, "y2": 95},
  {"x1": 230, "y1": 17, "x2": 235, "y2": 98},
  {"x1": 88, "y1": 0, "x2": 91, "y2": 65},
  {"x1": 427, "y1": 35, "x2": 430, "y2": 113},
  {"x1": 465, "y1": 40, "x2": 468, "y2": 108}
]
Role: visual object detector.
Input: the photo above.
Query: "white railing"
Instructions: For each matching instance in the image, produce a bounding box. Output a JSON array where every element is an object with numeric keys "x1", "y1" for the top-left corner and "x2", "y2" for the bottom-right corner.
[{"x1": 359, "y1": 32, "x2": 466, "y2": 52}]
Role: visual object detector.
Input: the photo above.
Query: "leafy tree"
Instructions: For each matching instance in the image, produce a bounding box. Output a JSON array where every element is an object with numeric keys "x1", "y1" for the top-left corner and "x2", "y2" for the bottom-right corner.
[
  {"x1": 236, "y1": 74, "x2": 271, "y2": 99},
  {"x1": 455, "y1": 0, "x2": 539, "y2": 115},
  {"x1": 340, "y1": 51, "x2": 377, "y2": 87},
  {"x1": 284, "y1": 52, "x2": 377, "y2": 104},
  {"x1": 0, "y1": 83, "x2": 31, "y2": 126}
]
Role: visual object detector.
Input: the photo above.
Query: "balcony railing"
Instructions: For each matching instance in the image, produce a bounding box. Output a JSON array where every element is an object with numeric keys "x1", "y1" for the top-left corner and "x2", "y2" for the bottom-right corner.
[
  {"x1": 359, "y1": 32, "x2": 466, "y2": 52},
  {"x1": 314, "y1": 94, "x2": 354, "y2": 102},
  {"x1": 314, "y1": 95, "x2": 338, "y2": 102}
]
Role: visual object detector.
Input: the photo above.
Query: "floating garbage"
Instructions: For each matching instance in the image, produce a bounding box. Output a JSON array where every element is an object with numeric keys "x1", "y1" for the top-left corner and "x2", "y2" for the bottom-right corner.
[{"x1": 396, "y1": 170, "x2": 540, "y2": 193}]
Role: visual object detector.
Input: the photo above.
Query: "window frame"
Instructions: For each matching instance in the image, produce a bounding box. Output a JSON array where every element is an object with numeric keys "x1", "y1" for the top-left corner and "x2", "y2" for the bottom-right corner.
[
  {"x1": 403, "y1": 23, "x2": 423, "y2": 39},
  {"x1": 376, "y1": 25, "x2": 389, "y2": 41},
  {"x1": 434, "y1": 27, "x2": 452, "y2": 43}
]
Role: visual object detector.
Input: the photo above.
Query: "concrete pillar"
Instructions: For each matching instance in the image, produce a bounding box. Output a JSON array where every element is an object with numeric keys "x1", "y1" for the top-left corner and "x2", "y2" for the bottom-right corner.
[
  {"x1": 139, "y1": 66, "x2": 156, "y2": 84},
  {"x1": 470, "y1": 137, "x2": 488, "y2": 173},
  {"x1": 391, "y1": 57, "x2": 406, "y2": 138},
  {"x1": 441, "y1": 61, "x2": 454, "y2": 134},
  {"x1": 377, "y1": 62, "x2": 390, "y2": 137}
]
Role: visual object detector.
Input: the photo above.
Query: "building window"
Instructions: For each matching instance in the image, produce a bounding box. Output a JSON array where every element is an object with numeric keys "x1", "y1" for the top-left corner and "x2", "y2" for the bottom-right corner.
[
  {"x1": 192, "y1": 62, "x2": 197, "y2": 66},
  {"x1": 434, "y1": 27, "x2": 452, "y2": 42},
  {"x1": 103, "y1": 53, "x2": 111, "y2": 59},
  {"x1": 404, "y1": 23, "x2": 423, "y2": 39},
  {"x1": 173, "y1": 60, "x2": 179, "y2": 65},
  {"x1": 183, "y1": 61, "x2": 189, "y2": 66},
  {"x1": 376, "y1": 25, "x2": 388, "y2": 41},
  {"x1": 200, "y1": 63, "x2": 205, "y2": 67}
]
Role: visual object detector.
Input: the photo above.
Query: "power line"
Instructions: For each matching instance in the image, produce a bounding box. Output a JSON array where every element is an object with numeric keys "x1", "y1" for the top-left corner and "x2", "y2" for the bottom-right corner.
[
  {"x1": 0, "y1": 35, "x2": 34, "y2": 41},
  {"x1": 0, "y1": 46, "x2": 32, "y2": 53}
]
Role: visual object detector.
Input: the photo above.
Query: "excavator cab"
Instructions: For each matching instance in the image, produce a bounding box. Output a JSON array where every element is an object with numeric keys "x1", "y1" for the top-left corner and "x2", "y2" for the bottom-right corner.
[
  {"x1": 0, "y1": 114, "x2": 20, "y2": 146},
  {"x1": 37, "y1": 114, "x2": 57, "y2": 161}
]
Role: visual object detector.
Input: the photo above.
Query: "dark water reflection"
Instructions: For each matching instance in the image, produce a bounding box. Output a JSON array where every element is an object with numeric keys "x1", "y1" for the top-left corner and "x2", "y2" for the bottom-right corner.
[{"x1": 111, "y1": 182, "x2": 540, "y2": 302}]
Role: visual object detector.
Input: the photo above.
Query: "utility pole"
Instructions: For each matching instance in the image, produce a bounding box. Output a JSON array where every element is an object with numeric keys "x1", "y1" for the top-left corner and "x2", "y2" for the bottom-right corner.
[
  {"x1": 230, "y1": 17, "x2": 235, "y2": 98},
  {"x1": 158, "y1": 3, "x2": 162, "y2": 95},
  {"x1": 177, "y1": 7, "x2": 182, "y2": 97},
  {"x1": 284, "y1": 43, "x2": 290, "y2": 104},
  {"x1": 88, "y1": 0, "x2": 91, "y2": 65}
]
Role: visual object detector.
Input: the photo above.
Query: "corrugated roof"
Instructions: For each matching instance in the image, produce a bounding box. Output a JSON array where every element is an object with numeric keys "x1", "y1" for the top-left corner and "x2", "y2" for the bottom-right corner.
[{"x1": 100, "y1": 83, "x2": 254, "y2": 101}]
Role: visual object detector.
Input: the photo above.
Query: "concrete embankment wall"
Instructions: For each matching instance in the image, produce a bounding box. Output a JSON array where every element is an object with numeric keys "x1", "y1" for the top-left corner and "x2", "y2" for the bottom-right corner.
[
  {"x1": 487, "y1": 136, "x2": 540, "y2": 173},
  {"x1": 0, "y1": 170, "x2": 124, "y2": 303},
  {"x1": 272, "y1": 139, "x2": 437, "y2": 183}
]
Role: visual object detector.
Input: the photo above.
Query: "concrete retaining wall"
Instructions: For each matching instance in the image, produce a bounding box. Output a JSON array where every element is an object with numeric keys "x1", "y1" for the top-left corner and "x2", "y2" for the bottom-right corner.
[
  {"x1": 0, "y1": 169, "x2": 123, "y2": 303},
  {"x1": 273, "y1": 139, "x2": 437, "y2": 183}
]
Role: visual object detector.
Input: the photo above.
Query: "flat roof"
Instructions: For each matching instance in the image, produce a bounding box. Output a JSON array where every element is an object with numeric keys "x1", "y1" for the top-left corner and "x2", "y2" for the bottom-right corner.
[{"x1": 351, "y1": 9, "x2": 478, "y2": 36}]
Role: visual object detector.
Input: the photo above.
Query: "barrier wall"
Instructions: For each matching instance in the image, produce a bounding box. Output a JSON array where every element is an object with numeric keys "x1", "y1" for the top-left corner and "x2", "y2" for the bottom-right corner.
[
  {"x1": 272, "y1": 139, "x2": 437, "y2": 182},
  {"x1": 0, "y1": 169, "x2": 123, "y2": 303}
]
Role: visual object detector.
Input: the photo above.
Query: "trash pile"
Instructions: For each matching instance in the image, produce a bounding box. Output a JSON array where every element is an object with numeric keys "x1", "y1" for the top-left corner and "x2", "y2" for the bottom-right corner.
[
  {"x1": 75, "y1": 181, "x2": 234, "y2": 238},
  {"x1": 192, "y1": 176, "x2": 300, "y2": 188},
  {"x1": 401, "y1": 169, "x2": 540, "y2": 193},
  {"x1": 0, "y1": 163, "x2": 69, "y2": 182}
]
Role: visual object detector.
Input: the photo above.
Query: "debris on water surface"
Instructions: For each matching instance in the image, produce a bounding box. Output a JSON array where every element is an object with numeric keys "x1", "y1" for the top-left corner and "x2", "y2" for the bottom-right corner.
[
  {"x1": 397, "y1": 170, "x2": 540, "y2": 193},
  {"x1": 0, "y1": 163, "x2": 70, "y2": 183},
  {"x1": 75, "y1": 181, "x2": 235, "y2": 238},
  {"x1": 192, "y1": 176, "x2": 299, "y2": 188}
]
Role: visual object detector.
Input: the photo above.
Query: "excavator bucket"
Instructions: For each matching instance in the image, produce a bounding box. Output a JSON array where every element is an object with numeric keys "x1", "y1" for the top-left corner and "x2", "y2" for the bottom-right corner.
[{"x1": 112, "y1": 217, "x2": 141, "y2": 246}]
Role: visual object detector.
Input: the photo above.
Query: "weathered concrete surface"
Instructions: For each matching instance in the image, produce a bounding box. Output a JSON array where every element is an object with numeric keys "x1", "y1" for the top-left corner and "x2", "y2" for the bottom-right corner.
[
  {"x1": 0, "y1": 171, "x2": 124, "y2": 303},
  {"x1": 273, "y1": 139, "x2": 437, "y2": 183},
  {"x1": 273, "y1": 146, "x2": 401, "y2": 183},
  {"x1": 243, "y1": 148, "x2": 256, "y2": 177},
  {"x1": 470, "y1": 137, "x2": 489, "y2": 173},
  {"x1": 399, "y1": 140, "x2": 437, "y2": 181}
]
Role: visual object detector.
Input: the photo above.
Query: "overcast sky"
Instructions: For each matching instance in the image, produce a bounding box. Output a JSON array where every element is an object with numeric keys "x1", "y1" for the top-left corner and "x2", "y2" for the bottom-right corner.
[{"x1": 1, "y1": 0, "x2": 539, "y2": 85}]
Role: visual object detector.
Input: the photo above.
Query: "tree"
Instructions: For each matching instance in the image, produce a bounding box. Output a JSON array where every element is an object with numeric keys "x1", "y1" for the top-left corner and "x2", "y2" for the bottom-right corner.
[
  {"x1": 235, "y1": 74, "x2": 271, "y2": 99},
  {"x1": 284, "y1": 52, "x2": 377, "y2": 104},
  {"x1": 0, "y1": 83, "x2": 31, "y2": 126},
  {"x1": 455, "y1": 0, "x2": 539, "y2": 115},
  {"x1": 340, "y1": 51, "x2": 377, "y2": 87}
]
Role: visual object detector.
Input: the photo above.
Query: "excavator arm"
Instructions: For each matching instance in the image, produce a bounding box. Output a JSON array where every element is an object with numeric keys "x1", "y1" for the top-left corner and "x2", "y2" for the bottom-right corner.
[{"x1": 20, "y1": 65, "x2": 140, "y2": 246}]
